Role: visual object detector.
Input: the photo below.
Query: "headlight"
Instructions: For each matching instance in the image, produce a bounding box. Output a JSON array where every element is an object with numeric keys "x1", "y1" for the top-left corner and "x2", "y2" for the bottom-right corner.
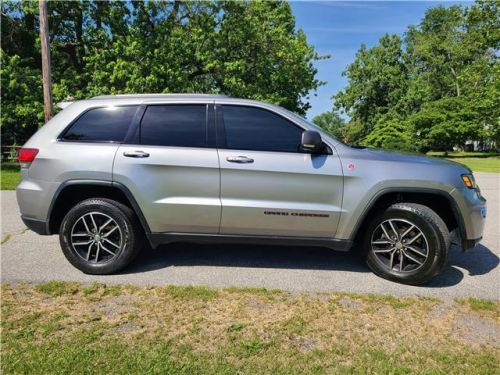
[{"x1": 461, "y1": 174, "x2": 478, "y2": 189}]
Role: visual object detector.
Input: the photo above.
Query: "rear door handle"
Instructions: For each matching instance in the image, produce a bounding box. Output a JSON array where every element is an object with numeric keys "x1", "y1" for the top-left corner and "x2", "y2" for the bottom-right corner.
[
  {"x1": 123, "y1": 150, "x2": 150, "y2": 158},
  {"x1": 226, "y1": 156, "x2": 254, "y2": 164}
]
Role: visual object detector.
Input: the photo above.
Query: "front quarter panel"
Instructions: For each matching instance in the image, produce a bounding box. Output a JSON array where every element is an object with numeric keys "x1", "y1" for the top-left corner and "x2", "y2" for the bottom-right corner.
[{"x1": 334, "y1": 147, "x2": 467, "y2": 240}]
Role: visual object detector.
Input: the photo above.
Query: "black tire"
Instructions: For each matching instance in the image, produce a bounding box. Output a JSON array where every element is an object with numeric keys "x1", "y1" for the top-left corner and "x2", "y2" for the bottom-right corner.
[
  {"x1": 363, "y1": 203, "x2": 450, "y2": 285},
  {"x1": 59, "y1": 198, "x2": 144, "y2": 274}
]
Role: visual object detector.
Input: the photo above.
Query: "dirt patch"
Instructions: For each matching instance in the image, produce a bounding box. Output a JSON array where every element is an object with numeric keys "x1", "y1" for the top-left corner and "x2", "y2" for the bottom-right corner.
[
  {"x1": 289, "y1": 335, "x2": 318, "y2": 352},
  {"x1": 246, "y1": 297, "x2": 270, "y2": 311},
  {"x1": 452, "y1": 313, "x2": 500, "y2": 347},
  {"x1": 337, "y1": 297, "x2": 363, "y2": 309},
  {"x1": 113, "y1": 321, "x2": 142, "y2": 334},
  {"x1": 96, "y1": 294, "x2": 139, "y2": 319}
]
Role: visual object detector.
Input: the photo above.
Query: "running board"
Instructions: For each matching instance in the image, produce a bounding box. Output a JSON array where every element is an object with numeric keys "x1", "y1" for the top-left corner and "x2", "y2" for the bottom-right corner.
[{"x1": 147, "y1": 232, "x2": 352, "y2": 251}]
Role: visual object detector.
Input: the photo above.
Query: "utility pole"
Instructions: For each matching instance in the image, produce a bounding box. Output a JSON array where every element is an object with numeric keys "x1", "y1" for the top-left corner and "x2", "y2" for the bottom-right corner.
[{"x1": 39, "y1": 0, "x2": 53, "y2": 122}]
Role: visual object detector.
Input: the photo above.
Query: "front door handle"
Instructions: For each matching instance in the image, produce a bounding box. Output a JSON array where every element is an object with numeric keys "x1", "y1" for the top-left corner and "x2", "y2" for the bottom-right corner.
[
  {"x1": 123, "y1": 150, "x2": 150, "y2": 158},
  {"x1": 226, "y1": 156, "x2": 254, "y2": 164}
]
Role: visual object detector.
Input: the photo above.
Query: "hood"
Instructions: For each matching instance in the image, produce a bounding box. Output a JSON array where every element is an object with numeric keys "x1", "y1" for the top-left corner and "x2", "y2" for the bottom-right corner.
[{"x1": 354, "y1": 148, "x2": 471, "y2": 172}]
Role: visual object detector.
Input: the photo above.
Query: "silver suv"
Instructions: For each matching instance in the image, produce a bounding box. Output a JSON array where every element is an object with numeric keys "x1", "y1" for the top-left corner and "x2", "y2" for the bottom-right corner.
[{"x1": 16, "y1": 94, "x2": 487, "y2": 284}]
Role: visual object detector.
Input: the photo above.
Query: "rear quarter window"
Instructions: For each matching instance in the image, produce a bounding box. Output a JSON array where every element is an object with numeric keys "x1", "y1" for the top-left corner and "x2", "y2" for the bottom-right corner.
[{"x1": 61, "y1": 106, "x2": 138, "y2": 142}]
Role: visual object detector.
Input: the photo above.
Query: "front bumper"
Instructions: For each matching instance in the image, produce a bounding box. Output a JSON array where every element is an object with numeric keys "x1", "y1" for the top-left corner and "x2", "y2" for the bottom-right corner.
[
  {"x1": 463, "y1": 237, "x2": 482, "y2": 251},
  {"x1": 450, "y1": 187, "x2": 487, "y2": 251}
]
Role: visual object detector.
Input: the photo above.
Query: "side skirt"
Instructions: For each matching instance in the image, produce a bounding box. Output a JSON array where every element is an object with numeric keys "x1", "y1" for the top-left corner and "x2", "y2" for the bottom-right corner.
[{"x1": 147, "y1": 232, "x2": 352, "y2": 251}]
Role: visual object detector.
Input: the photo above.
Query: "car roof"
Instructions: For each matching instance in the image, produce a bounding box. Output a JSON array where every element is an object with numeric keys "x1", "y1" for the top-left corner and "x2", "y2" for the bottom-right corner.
[
  {"x1": 81, "y1": 93, "x2": 282, "y2": 109},
  {"x1": 90, "y1": 93, "x2": 230, "y2": 100}
]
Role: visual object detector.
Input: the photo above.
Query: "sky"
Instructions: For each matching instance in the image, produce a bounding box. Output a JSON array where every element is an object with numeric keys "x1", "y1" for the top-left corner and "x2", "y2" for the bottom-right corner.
[{"x1": 289, "y1": 1, "x2": 473, "y2": 120}]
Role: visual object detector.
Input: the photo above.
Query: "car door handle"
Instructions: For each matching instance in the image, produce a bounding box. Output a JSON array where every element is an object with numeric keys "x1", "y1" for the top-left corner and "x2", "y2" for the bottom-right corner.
[
  {"x1": 226, "y1": 156, "x2": 254, "y2": 164},
  {"x1": 123, "y1": 150, "x2": 150, "y2": 158}
]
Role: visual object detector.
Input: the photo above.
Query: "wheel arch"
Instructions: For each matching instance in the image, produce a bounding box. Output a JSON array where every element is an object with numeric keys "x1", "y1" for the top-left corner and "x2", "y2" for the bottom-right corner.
[
  {"x1": 350, "y1": 188, "x2": 466, "y2": 249},
  {"x1": 46, "y1": 180, "x2": 151, "y2": 237}
]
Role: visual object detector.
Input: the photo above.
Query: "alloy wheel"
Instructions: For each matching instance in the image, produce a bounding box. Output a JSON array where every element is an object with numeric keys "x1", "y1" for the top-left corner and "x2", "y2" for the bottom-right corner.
[
  {"x1": 70, "y1": 212, "x2": 123, "y2": 263},
  {"x1": 370, "y1": 218, "x2": 429, "y2": 273}
]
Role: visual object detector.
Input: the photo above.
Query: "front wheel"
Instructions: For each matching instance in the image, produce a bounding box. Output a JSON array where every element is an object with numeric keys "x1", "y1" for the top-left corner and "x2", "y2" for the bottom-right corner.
[
  {"x1": 59, "y1": 198, "x2": 144, "y2": 274},
  {"x1": 364, "y1": 203, "x2": 450, "y2": 285}
]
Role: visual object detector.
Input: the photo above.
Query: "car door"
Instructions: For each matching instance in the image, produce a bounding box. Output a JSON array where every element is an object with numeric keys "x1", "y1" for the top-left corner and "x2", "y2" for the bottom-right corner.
[
  {"x1": 216, "y1": 104, "x2": 344, "y2": 238},
  {"x1": 113, "y1": 103, "x2": 221, "y2": 234}
]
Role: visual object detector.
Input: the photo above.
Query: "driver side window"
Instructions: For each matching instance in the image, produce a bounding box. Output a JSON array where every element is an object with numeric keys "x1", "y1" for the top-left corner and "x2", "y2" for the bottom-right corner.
[{"x1": 220, "y1": 105, "x2": 303, "y2": 153}]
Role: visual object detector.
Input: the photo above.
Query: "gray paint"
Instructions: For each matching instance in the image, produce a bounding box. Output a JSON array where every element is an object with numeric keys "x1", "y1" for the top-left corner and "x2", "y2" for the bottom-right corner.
[{"x1": 17, "y1": 94, "x2": 486, "y2": 247}]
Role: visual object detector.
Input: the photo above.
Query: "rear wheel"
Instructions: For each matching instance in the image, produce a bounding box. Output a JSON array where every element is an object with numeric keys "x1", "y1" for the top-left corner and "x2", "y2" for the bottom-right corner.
[
  {"x1": 364, "y1": 203, "x2": 450, "y2": 285},
  {"x1": 59, "y1": 198, "x2": 144, "y2": 274}
]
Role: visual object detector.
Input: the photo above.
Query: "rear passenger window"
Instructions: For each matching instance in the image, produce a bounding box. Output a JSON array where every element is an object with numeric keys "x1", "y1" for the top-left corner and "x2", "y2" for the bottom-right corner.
[
  {"x1": 140, "y1": 105, "x2": 207, "y2": 147},
  {"x1": 62, "y1": 106, "x2": 138, "y2": 142}
]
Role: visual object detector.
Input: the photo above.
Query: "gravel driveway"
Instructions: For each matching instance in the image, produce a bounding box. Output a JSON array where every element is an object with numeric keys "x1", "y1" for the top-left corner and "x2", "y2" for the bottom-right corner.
[{"x1": 1, "y1": 172, "x2": 498, "y2": 299}]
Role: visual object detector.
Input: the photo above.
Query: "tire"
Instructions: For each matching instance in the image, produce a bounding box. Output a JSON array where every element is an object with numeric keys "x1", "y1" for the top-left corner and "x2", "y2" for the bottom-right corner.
[
  {"x1": 363, "y1": 203, "x2": 450, "y2": 285},
  {"x1": 59, "y1": 198, "x2": 144, "y2": 274}
]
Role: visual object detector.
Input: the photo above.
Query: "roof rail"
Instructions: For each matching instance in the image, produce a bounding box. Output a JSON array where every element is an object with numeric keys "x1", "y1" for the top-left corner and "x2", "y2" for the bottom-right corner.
[
  {"x1": 91, "y1": 93, "x2": 231, "y2": 100},
  {"x1": 56, "y1": 101, "x2": 74, "y2": 109}
]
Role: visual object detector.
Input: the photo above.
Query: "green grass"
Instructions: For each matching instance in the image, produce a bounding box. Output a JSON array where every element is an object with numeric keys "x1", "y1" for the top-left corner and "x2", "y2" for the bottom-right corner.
[
  {"x1": 427, "y1": 151, "x2": 500, "y2": 173},
  {"x1": 161, "y1": 285, "x2": 220, "y2": 301},
  {"x1": 457, "y1": 297, "x2": 500, "y2": 313},
  {"x1": 2, "y1": 282, "x2": 499, "y2": 374},
  {"x1": 1, "y1": 233, "x2": 12, "y2": 245},
  {"x1": 450, "y1": 157, "x2": 500, "y2": 173},
  {"x1": 34, "y1": 281, "x2": 80, "y2": 297},
  {"x1": 1, "y1": 164, "x2": 21, "y2": 190},
  {"x1": 427, "y1": 151, "x2": 500, "y2": 158}
]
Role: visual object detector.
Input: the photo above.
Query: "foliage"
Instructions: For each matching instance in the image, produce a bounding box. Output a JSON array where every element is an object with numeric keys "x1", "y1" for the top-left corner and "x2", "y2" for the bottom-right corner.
[
  {"x1": 0, "y1": 0, "x2": 324, "y2": 146},
  {"x1": 334, "y1": 34, "x2": 409, "y2": 138},
  {"x1": 363, "y1": 115, "x2": 417, "y2": 152},
  {"x1": 312, "y1": 110, "x2": 345, "y2": 139},
  {"x1": 0, "y1": 52, "x2": 43, "y2": 145},
  {"x1": 331, "y1": 0, "x2": 499, "y2": 152}
]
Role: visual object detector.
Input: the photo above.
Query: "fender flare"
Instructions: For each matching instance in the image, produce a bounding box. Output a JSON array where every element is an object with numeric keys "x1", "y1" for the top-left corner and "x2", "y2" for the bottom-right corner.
[
  {"x1": 46, "y1": 179, "x2": 151, "y2": 236},
  {"x1": 349, "y1": 187, "x2": 467, "y2": 248}
]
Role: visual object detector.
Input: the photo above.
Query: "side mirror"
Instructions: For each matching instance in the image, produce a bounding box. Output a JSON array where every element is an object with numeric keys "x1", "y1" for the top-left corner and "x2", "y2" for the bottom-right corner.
[{"x1": 301, "y1": 130, "x2": 324, "y2": 153}]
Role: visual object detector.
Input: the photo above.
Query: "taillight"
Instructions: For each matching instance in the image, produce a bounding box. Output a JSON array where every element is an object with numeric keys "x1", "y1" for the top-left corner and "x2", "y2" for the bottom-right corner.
[{"x1": 18, "y1": 148, "x2": 39, "y2": 164}]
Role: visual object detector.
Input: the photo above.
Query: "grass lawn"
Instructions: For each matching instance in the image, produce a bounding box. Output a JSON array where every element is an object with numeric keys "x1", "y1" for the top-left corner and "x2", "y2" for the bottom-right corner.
[
  {"x1": 427, "y1": 151, "x2": 500, "y2": 173},
  {"x1": 427, "y1": 151, "x2": 500, "y2": 158},
  {"x1": 449, "y1": 157, "x2": 500, "y2": 173},
  {"x1": 1, "y1": 164, "x2": 21, "y2": 190},
  {"x1": 1, "y1": 282, "x2": 499, "y2": 374}
]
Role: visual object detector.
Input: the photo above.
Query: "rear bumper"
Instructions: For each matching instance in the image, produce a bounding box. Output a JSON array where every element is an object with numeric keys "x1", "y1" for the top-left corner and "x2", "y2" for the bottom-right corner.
[
  {"x1": 21, "y1": 216, "x2": 49, "y2": 235},
  {"x1": 16, "y1": 177, "x2": 59, "y2": 224}
]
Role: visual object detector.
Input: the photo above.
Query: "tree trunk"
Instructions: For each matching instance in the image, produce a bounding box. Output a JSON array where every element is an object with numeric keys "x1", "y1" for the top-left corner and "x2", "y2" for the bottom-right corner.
[
  {"x1": 39, "y1": 0, "x2": 53, "y2": 123},
  {"x1": 449, "y1": 66, "x2": 460, "y2": 97}
]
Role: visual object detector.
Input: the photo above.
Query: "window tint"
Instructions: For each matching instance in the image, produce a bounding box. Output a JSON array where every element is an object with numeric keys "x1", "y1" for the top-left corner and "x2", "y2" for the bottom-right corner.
[
  {"x1": 62, "y1": 106, "x2": 138, "y2": 142},
  {"x1": 140, "y1": 105, "x2": 207, "y2": 147},
  {"x1": 222, "y1": 106, "x2": 303, "y2": 152}
]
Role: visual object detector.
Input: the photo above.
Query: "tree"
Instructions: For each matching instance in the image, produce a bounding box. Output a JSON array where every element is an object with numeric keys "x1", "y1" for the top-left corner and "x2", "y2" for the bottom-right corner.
[
  {"x1": 333, "y1": 34, "x2": 408, "y2": 143},
  {"x1": 363, "y1": 115, "x2": 417, "y2": 152},
  {"x1": 312, "y1": 111, "x2": 345, "y2": 139},
  {"x1": 333, "y1": 0, "x2": 499, "y2": 152},
  {"x1": 1, "y1": 0, "x2": 324, "y2": 147}
]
